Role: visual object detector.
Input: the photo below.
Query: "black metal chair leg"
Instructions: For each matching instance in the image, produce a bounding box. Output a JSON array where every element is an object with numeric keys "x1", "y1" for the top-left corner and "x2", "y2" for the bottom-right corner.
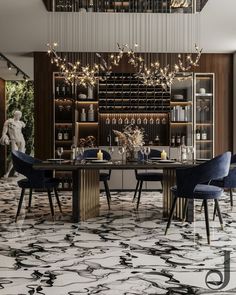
[
  {"x1": 214, "y1": 199, "x2": 224, "y2": 230},
  {"x1": 136, "y1": 181, "x2": 143, "y2": 210},
  {"x1": 182, "y1": 198, "x2": 189, "y2": 222},
  {"x1": 213, "y1": 202, "x2": 217, "y2": 221},
  {"x1": 203, "y1": 199, "x2": 211, "y2": 245},
  {"x1": 54, "y1": 188, "x2": 62, "y2": 213},
  {"x1": 104, "y1": 180, "x2": 111, "y2": 210},
  {"x1": 47, "y1": 189, "x2": 54, "y2": 219},
  {"x1": 133, "y1": 180, "x2": 140, "y2": 202},
  {"x1": 15, "y1": 188, "x2": 25, "y2": 222},
  {"x1": 230, "y1": 188, "x2": 233, "y2": 207},
  {"x1": 165, "y1": 196, "x2": 178, "y2": 235},
  {"x1": 200, "y1": 200, "x2": 204, "y2": 213},
  {"x1": 28, "y1": 188, "x2": 33, "y2": 212}
]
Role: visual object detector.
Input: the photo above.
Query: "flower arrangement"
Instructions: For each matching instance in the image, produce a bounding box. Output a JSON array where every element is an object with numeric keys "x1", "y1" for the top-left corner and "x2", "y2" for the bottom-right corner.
[{"x1": 113, "y1": 125, "x2": 144, "y2": 152}]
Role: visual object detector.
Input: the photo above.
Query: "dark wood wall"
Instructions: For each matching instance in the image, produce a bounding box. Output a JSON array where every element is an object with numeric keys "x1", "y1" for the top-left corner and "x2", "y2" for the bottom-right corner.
[
  {"x1": 0, "y1": 78, "x2": 6, "y2": 177},
  {"x1": 34, "y1": 52, "x2": 233, "y2": 159}
]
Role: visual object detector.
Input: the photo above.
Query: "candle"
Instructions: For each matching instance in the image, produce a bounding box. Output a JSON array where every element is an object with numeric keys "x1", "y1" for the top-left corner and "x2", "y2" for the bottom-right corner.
[
  {"x1": 161, "y1": 150, "x2": 167, "y2": 160},
  {"x1": 97, "y1": 149, "x2": 103, "y2": 160}
]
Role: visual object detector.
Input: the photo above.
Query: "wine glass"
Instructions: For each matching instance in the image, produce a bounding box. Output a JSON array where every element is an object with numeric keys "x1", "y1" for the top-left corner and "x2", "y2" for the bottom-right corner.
[
  {"x1": 77, "y1": 147, "x2": 84, "y2": 161},
  {"x1": 118, "y1": 146, "x2": 126, "y2": 163},
  {"x1": 108, "y1": 146, "x2": 114, "y2": 160},
  {"x1": 57, "y1": 147, "x2": 64, "y2": 163},
  {"x1": 140, "y1": 146, "x2": 145, "y2": 162},
  {"x1": 144, "y1": 146, "x2": 151, "y2": 162}
]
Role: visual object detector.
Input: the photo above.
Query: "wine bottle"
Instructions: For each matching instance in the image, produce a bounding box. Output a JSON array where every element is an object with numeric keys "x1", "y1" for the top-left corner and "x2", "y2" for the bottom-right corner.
[
  {"x1": 63, "y1": 126, "x2": 69, "y2": 140},
  {"x1": 201, "y1": 128, "x2": 207, "y2": 140},
  {"x1": 55, "y1": 83, "x2": 60, "y2": 98},
  {"x1": 196, "y1": 129, "x2": 201, "y2": 140},
  {"x1": 62, "y1": 83, "x2": 66, "y2": 98},
  {"x1": 176, "y1": 134, "x2": 181, "y2": 146},
  {"x1": 171, "y1": 135, "x2": 175, "y2": 147},
  {"x1": 57, "y1": 128, "x2": 63, "y2": 140}
]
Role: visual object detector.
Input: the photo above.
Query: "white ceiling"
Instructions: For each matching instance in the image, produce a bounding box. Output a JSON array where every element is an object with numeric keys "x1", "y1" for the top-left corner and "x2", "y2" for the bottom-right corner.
[{"x1": 0, "y1": 0, "x2": 236, "y2": 81}]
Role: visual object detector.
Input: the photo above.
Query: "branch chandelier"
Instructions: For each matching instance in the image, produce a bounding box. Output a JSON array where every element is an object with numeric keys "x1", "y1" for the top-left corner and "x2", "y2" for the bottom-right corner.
[{"x1": 47, "y1": 0, "x2": 202, "y2": 90}]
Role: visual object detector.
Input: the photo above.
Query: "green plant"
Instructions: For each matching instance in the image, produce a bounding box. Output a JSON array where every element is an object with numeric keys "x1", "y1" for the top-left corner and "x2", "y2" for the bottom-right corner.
[{"x1": 6, "y1": 81, "x2": 34, "y2": 155}]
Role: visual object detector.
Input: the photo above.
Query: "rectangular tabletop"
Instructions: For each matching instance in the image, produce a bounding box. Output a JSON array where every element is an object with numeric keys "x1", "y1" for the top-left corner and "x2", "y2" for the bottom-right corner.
[
  {"x1": 33, "y1": 160, "x2": 196, "y2": 222},
  {"x1": 33, "y1": 160, "x2": 194, "y2": 171}
]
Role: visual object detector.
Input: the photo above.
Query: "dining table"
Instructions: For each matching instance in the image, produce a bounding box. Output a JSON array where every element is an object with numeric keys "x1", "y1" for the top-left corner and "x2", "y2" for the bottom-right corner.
[{"x1": 33, "y1": 160, "x2": 196, "y2": 223}]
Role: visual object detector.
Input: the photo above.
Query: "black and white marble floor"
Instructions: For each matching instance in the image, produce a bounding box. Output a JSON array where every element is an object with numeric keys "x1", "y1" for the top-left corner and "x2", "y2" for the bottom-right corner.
[{"x1": 0, "y1": 177, "x2": 236, "y2": 295}]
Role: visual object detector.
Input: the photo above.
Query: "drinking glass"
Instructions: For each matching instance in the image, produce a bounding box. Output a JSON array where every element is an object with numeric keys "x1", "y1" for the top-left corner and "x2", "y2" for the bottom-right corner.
[
  {"x1": 140, "y1": 146, "x2": 145, "y2": 162},
  {"x1": 144, "y1": 146, "x2": 151, "y2": 162},
  {"x1": 108, "y1": 146, "x2": 114, "y2": 160},
  {"x1": 118, "y1": 146, "x2": 126, "y2": 163},
  {"x1": 57, "y1": 147, "x2": 64, "y2": 163},
  {"x1": 77, "y1": 147, "x2": 84, "y2": 161}
]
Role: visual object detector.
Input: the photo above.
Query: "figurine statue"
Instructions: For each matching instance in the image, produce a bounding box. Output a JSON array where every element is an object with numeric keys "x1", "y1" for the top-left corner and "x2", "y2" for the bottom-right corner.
[{"x1": 0, "y1": 110, "x2": 26, "y2": 178}]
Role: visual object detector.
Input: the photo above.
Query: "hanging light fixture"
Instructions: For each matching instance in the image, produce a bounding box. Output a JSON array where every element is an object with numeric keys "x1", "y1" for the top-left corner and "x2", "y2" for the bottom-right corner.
[{"x1": 47, "y1": 0, "x2": 202, "y2": 90}]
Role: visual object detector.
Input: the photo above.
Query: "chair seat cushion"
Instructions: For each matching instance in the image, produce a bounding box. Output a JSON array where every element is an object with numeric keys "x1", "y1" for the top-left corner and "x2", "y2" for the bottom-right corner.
[
  {"x1": 136, "y1": 172, "x2": 163, "y2": 182},
  {"x1": 18, "y1": 178, "x2": 59, "y2": 189},
  {"x1": 171, "y1": 184, "x2": 223, "y2": 199},
  {"x1": 100, "y1": 173, "x2": 110, "y2": 181}
]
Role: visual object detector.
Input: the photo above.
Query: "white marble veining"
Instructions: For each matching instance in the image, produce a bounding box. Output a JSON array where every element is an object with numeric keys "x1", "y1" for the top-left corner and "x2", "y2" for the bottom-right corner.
[{"x1": 0, "y1": 177, "x2": 236, "y2": 294}]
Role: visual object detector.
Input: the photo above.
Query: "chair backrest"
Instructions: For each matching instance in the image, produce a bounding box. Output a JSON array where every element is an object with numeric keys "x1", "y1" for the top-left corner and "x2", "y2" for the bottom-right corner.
[
  {"x1": 176, "y1": 151, "x2": 231, "y2": 197},
  {"x1": 231, "y1": 154, "x2": 236, "y2": 164},
  {"x1": 137, "y1": 149, "x2": 162, "y2": 161},
  {"x1": 12, "y1": 151, "x2": 45, "y2": 186},
  {"x1": 83, "y1": 149, "x2": 111, "y2": 161}
]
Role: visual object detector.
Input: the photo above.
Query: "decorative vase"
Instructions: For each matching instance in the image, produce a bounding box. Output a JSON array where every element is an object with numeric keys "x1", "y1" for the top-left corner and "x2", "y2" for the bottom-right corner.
[{"x1": 126, "y1": 148, "x2": 138, "y2": 162}]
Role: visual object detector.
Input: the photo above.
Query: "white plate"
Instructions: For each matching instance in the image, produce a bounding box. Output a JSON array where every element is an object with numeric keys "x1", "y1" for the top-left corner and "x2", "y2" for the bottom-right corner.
[
  {"x1": 158, "y1": 159, "x2": 176, "y2": 163},
  {"x1": 91, "y1": 159, "x2": 109, "y2": 163},
  {"x1": 47, "y1": 158, "x2": 64, "y2": 162},
  {"x1": 85, "y1": 157, "x2": 97, "y2": 161},
  {"x1": 150, "y1": 157, "x2": 161, "y2": 161}
]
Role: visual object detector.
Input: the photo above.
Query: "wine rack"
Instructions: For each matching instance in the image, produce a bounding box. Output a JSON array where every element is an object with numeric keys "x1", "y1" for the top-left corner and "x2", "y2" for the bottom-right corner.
[
  {"x1": 55, "y1": 0, "x2": 193, "y2": 13},
  {"x1": 98, "y1": 73, "x2": 171, "y2": 114}
]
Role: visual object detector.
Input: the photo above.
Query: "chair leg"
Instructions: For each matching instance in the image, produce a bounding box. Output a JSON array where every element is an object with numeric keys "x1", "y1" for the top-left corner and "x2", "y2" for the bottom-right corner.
[
  {"x1": 200, "y1": 200, "x2": 204, "y2": 213},
  {"x1": 182, "y1": 198, "x2": 189, "y2": 222},
  {"x1": 165, "y1": 196, "x2": 178, "y2": 235},
  {"x1": 28, "y1": 188, "x2": 33, "y2": 212},
  {"x1": 104, "y1": 180, "x2": 111, "y2": 210},
  {"x1": 213, "y1": 201, "x2": 217, "y2": 221},
  {"x1": 203, "y1": 199, "x2": 211, "y2": 245},
  {"x1": 136, "y1": 181, "x2": 143, "y2": 210},
  {"x1": 47, "y1": 189, "x2": 54, "y2": 219},
  {"x1": 229, "y1": 188, "x2": 233, "y2": 207},
  {"x1": 132, "y1": 180, "x2": 140, "y2": 202},
  {"x1": 54, "y1": 188, "x2": 62, "y2": 213},
  {"x1": 214, "y1": 199, "x2": 224, "y2": 230},
  {"x1": 15, "y1": 188, "x2": 25, "y2": 222}
]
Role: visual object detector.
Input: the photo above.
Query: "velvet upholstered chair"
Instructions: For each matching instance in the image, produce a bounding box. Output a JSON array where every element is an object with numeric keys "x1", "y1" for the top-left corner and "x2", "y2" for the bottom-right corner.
[
  {"x1": 83, "y1": 149, "x2": 112, "y2": 209},
  {"x1": 211, "y1": 153, "x2": 236, "y2": 208},
  {"x1": 12, "y1": 151, "x2": 62, "y2": 221},
  {"x1": 133, "y1": 149, "x2": 163, "y2": 210},
  {"x1": 165, "y1": 152, "x2": 231, "y2": 244}
]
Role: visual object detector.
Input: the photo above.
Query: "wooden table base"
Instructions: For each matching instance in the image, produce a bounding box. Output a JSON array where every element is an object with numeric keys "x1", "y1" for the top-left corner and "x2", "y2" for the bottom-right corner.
[
  {"x1": 163, "y1": 168, "x2": 194, "y2": 222},
  {"x1": 72, "y1": 169, "x2": 100, "y2": 222}
]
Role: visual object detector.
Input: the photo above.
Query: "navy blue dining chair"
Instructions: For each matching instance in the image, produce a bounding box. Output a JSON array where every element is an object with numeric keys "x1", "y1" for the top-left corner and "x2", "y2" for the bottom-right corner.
[
  {"x1": 133, "y1": 149, "x2": 163, "y2": 210},
  {"x1": 165, "y1": 152, "x2": 231, "y2": 244},
  {"x1": 83, "y1": 149, "x2": 111, "y2": 209},
  {"x1": 12, "y1": 151, "x2": 62, "y2": 221},
  {"x1": 211, "y1": 153, "x2": 236, "y2": 209}
]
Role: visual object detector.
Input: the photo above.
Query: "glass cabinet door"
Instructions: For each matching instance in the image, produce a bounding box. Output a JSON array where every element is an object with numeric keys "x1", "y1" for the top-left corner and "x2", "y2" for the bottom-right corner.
[
  {"x1": 170, "y1": 73, "x2": 194, "y2": 148},
  {"x1": 194, "y1": 73, "x2": 214, "y2": 159}
]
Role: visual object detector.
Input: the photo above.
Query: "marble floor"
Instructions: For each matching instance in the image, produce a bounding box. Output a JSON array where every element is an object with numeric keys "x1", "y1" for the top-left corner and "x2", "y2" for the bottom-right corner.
[{"x1": 0, "y1": 177, "x2": 236, "y2": 295}]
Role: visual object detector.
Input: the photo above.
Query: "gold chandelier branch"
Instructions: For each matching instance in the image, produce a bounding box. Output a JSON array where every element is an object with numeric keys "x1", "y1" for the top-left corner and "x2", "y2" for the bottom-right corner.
[{"x1": 47, "y1": 42, "x2": 202, "y2": 90}]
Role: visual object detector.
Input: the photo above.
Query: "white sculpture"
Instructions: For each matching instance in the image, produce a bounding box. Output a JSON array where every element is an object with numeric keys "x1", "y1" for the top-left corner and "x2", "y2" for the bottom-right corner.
[{"x1": 0, "y1": 110, "x2": 26, "y2": 178}]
